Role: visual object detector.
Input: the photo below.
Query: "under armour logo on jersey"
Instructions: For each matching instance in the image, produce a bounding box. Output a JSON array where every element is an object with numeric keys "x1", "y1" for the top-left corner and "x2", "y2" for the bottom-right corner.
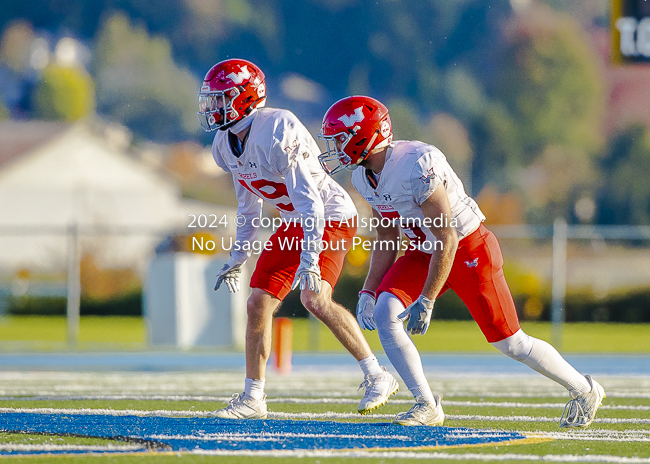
[
  {"x1": 383, "y1": 194, "x2": 391, "y2": 201},
  {"x1": 226, "y1": 65, "x2": 252, "y2": 84},
  {"x1": 338, "y1": 107, "x2": 365, "y2": 126},
  {"x1": 464, "y1": 258, "x2": 479, "y2": 268},
  {"x1": 248, "y1": 161, "x2": 258, "y2": 168}
]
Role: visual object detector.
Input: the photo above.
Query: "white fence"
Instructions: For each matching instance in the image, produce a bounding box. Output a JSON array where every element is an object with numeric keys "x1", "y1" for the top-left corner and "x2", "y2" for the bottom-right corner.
[
  {"x1": 490, "y1": 220, "x2": 650, "y2": 350},
  {"x1": 1, "y1": 221, "x2": 650, "y2": 349}
]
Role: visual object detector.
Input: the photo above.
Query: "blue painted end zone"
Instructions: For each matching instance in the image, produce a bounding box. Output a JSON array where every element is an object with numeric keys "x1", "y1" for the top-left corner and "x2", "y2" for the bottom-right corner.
[{"x1": 0, "y1": 412, "x2": 526, "y2": 456}]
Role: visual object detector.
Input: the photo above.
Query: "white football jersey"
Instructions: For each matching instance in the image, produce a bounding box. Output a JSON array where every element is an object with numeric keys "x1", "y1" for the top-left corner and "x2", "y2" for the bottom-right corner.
[
  {"x1": 352, "y1": 140, "x2": 485, "y2": 253},
  {"x1": 212, "y1": 107, "x2": 357, "y2": 264}
]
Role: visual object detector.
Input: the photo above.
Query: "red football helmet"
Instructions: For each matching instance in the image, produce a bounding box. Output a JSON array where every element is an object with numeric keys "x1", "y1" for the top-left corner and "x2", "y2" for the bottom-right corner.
[
  {"x1": 318, "y1": 95, "x2": 392, "y2": 175},
  {"x1": 198, "y1": 59, "x2": 267, "y2": 131}
]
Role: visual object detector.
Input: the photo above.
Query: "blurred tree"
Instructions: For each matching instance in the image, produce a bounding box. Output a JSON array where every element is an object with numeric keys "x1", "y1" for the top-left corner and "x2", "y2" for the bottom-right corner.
[
  {"x1": 165, "y1": 142, "x2": 201, "y2": 181},
  {"x1": 516, "y1": 144, "x2": 598, "y2": 223},
  {"x1": 476, "y1": 184, "x2": 525, "y2": 225},
  {"x1": 428, "y1": 113, "x2": 473, "y2": 192},
  {"x1": 80, "y1": 253, "x2": 141, "y2": 301},
  {"x1": 92, "y1": 13, "x2": 200, "y2": 142},
  {"x1": 0, "y1": 98, "x2": 8, "y2": 120},
  {"x1": 0, "y1": 1, "x2": 106, "y2": 42},
  {"x1": 540, "y1": 0, "x2": 608, "y2": 27},
  {"x1": 0, "y1": 0, "x2": 624, "y2": 229},
  {"x1": 470, "y1": 2, "x2": 605, "y2": 221},
  {"x1": 386, "y1": 98, "x2": 427, "y2": 142},
  {"x1": 0, "y1": 19, "x2": 34, "y2": 73},
  {"x1": 162, "y1": 141, "x2": 240, "y2": 206},
  {"x1": 32, "y1": 64, "x2": 95, "y2": 121},
  {"x1": 597, "y1": 124, "x2": 650, "y2": 225},
  {"x1": 492, "y1": 3, "x2": 605, "y2": 160}
]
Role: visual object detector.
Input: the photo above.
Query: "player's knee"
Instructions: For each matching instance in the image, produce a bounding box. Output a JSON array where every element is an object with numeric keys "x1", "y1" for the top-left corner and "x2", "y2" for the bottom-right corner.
[
  {"x1": 372, "y1": 303, "x2": 392, "y2": 333},
  {"x1": 246, "y1": 292, "x2": 272, "y2": 320},
  {"x1": 300, "y1": 292, "x2": 325, "y2": 319},
  {"x1": 491, "y1": 329, "x2": 533, "y2": 362},
  {"x1": 373, "y1": 298, "x2": 405, "y2": 338}
]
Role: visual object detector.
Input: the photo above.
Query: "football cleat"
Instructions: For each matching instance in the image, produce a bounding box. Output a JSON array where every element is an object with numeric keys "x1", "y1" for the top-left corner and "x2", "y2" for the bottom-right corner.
[
  {"x1": 211, "y1": 392, "x2": 268, "y2": 419},
  {"x1": 560, "y1": 375, "x2": 606, "y2": 428},
  {"x1": 394, "y1": 394, "x2": 445, "y2": 426},
  {"x1": 357, "y1": 367, "x2": 399, "y2": 414}
]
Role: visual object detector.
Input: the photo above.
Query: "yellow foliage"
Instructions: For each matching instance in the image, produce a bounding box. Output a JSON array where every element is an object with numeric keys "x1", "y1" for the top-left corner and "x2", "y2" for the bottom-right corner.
[
  {"x1": 33, "y1": 64, "x2": 95, "y2": 121},
  {"x1": 346, "y1": 239, "x2": 371, "y2": 267},
  {"x1": 476, "y1": 184, "x2": 524, "y2": 225},
  {"x1": 79, "y1": 253, "x2": 140, "y2": 301},
  {"x1": 503, "y1": 262, "x2": 546, "y2": 321},
  {"x1": 165, "y1": 142, "x2": 203, "y2": 181}
]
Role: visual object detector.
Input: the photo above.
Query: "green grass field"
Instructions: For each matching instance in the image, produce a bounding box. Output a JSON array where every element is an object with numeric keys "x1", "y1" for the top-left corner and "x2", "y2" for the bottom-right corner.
[
  {"x1": 1, "y1": 316, "x2": 648, "y2": 353},
  {"x1": 0, "y1": 370, "x2": 648, "y2": 463},
  {"x1": 292, "y1": 319, "x2": 650, "y2": 353},
  {"x1": 0, "y1": 317, "x2": 648, "y2": 462}
]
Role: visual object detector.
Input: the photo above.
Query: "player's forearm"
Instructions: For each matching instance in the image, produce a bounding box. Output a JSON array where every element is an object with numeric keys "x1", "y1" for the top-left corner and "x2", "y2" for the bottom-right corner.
[
  {"x1": 296, "y1": 209, "x2": 325, "y2": 265},
  {"x1": 285, "y1": 157, "x2": 326, "y2": 261}
]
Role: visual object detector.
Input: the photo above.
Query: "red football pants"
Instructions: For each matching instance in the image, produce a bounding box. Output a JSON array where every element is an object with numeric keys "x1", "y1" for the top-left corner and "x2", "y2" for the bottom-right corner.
[
  {"x1": 376, "y1": 224, "x2": 521, "y2": 343},
  {"x1": 250, "y1": 219, "x2": 357, "y2": 300}
]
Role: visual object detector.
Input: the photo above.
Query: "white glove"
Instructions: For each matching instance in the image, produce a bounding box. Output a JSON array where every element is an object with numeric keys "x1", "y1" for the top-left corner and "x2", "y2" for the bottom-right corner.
[
  {"x1": 291, "y1": 256, "x2": 321, "y2": 293},
  {"x1": 356, "y1": 290, "x2": 376, "y2": 331},
  {"x1": 398, "y1": 295, "x2": 435, "y2": 335},
  {"x1": 214, "y1": 259, "x2": 243, "y2": 293}
]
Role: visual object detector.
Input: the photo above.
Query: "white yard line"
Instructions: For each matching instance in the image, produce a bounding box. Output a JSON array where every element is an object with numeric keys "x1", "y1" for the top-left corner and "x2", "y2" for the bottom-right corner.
[
  {"x1": 268, "y1": 411, "x2": 650, "y2": 425},
  {"x1": 1, "y1": 395, "x2": 648, "y2": 411},
  {"x1": 190, "y1": 449, "x2": 650, "y2": 463},
  {"x1": 448, "y1": 414, "x2": 650, "y2": 424},
  {"x1": 0, "y1": 406, "x2": 207, "y2": 417},
  {"x1": 0, "y1": 444, "x2": 143, "y2": 451},
  {"x1": 0, "y1": 371, "x2": 648, "y2": 399},
  {"x1": 528, "y1": 430, "x2": 650, "y2": 442}
]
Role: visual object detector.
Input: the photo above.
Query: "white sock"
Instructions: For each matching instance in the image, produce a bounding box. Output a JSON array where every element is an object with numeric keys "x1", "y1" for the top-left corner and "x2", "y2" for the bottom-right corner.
[
  {"x1": 410, "y1": 385, "x2": 436, "y2": 403},
  {"x1": 359, "y1": 355, "x2": 384, "y2": 376},
  {"x1": 374, "y1": 293, "x2": 435, "y2": 403},
  {"x1": 491, "y1": 329, "x2": 591, "y2": 395},
  {"x1": 244, "y1": 378, "x2": 266, "y2": 401}
]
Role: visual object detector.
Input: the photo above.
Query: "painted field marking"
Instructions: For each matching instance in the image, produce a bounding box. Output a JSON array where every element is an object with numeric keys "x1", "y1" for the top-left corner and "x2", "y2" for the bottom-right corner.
[
  {"x1": 0, "y1": 412, "x2": 529, "y2": 456},
  {"x1": 1, "y1": 407, "x2": 648, "y2": 427},
  {"x1": 0, "y1": 444, "x2": 144, "y2": 452},
  {"x1": 269, "y1": 411, "x2": 650, "y2": 424}
]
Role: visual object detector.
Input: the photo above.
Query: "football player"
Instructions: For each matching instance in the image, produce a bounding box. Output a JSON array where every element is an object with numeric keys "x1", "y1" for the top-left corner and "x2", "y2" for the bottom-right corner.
[
  {"x1": 198, "y1": 60, "x2": 398, "y2": 419},
  {"x1": 318, "y1": 95, "x2": 605, "y2": 428}
]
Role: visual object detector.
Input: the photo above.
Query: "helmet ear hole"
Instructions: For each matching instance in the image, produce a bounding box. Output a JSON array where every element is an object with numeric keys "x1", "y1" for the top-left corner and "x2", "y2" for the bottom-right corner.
[{"x1": 355, "y1": 138, "x2": 367, "y2": 147}]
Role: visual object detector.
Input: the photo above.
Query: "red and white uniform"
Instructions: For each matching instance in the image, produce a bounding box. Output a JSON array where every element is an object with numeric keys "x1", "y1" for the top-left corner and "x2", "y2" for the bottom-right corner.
[
  {"x1": 352, "y1": 140, "x2": 484, "y2": 249},
  {"x1": 213, "y1": 107, "x2": 358, "y2": 299},
  {"x1": 353, "y1": 140, "x2": 519, "y2": 342}
]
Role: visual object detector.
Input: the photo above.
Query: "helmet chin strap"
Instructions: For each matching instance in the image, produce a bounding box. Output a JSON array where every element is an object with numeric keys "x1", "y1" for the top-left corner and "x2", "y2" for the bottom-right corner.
[
  {"x1": 357, "y1": 130, "x2": 381, "y2": 165},
  {"x1": 229, "y1": 108, "x2": 258, "y2": 134}
]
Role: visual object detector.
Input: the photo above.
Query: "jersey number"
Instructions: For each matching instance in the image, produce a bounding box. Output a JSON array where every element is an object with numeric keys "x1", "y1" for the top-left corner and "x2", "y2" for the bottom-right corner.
[
  {"x1": 238, "y1": 179, "x2": 295, "y2": 212},
  {"x1": 379, "y1": 210, "x2": 427, "y2": 244}
]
